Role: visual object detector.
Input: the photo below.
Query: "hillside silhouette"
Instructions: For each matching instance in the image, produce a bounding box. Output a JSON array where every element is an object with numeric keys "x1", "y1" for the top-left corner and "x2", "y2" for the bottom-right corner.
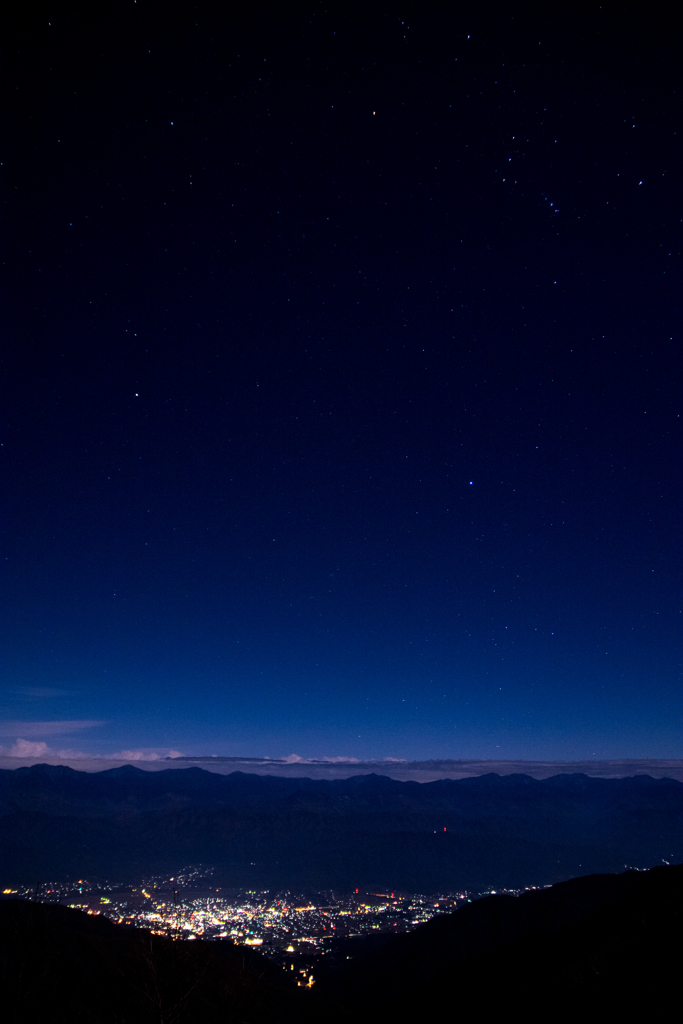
[
  {"x1": 1, "y1": 765, "x2": 681, "y2": 891},
  {"x1": 0, "y1": 898, "x2": 346, "y2": 1023},
  {"x1": 317, "y1": 863, "x2": 683, "y2": 1021},
  {"x1": 1, "y1": 864, "x2": 680, "y2": 1022}
]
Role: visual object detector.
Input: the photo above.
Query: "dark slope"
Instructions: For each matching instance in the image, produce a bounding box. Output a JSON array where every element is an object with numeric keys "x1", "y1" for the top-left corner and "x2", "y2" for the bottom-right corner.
[
  {"x1": 317, "y1": 863, "x2": 683, "y2": 1022},
  {"x1": 0, "y1": 899, "x2": 347, "y2": 1024},
  {"x1": 0, "y1": 765, "x2": 680, "y2": 890},
  {"x1": 2, "y1": 866, "x2": 679, "y2": 1024}
]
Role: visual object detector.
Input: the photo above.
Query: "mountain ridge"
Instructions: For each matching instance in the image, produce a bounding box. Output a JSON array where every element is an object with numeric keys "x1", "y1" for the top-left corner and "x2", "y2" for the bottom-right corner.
[
  {"x1": 318, "y1": 862, "x2": 683, "y2": 1021},
  {"x1": 1, "y1": 765, "x2": 680, "y2": 892}
]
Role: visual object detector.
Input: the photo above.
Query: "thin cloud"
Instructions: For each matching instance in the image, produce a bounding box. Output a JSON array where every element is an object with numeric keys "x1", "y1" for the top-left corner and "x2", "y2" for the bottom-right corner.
[
  {"x1": 109, "y1": 749, "x2": 162, "y2": 761},
  {"x1": 280, "y1": 754, "x2": 361, "y2": 764},
  {"x1": 0, "y1": 720, "x2": 105, "y2": 737},
  {"x1": 0, "y1": 741, "x2": 184, "y2": 761},
  {"x1": 0, "y1": 739, "x2": 93, "y2": 759},
  {"x1": 107, "y1": 749, "x2": 183, "y2": 761},
  {"x1": 106, "y1": 749, "x2": 185, "y2": 761}
]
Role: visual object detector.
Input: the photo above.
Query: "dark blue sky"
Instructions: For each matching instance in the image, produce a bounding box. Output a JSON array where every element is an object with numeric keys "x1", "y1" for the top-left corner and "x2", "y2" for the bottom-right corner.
[{"x1": 2, "y1": 2, "x2": 681, "y2": 760}]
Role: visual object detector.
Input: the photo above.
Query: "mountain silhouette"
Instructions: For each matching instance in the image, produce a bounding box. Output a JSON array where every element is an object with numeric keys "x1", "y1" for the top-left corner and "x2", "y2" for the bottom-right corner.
[
  {"x1": 317, "y1": 863, "x2": 683, "y2": 1022},
  {"x1": 0, "y1": 764, "x2": 681, "y2": 891},
  {"x1": 0, "y1": 897, "x2": 346, "y2": 1023}
]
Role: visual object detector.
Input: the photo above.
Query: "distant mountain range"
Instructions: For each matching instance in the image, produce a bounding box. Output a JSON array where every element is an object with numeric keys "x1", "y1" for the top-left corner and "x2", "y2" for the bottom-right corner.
[
  {"x1": 2, "y1": 863, "x2": 681, "y2": 1022},
  {"x1": 0, "y1": 764, "x2": 681, "y2": 891},
  {"x1": 161, "y1": 755, "x2": 683, "y2": 782}
]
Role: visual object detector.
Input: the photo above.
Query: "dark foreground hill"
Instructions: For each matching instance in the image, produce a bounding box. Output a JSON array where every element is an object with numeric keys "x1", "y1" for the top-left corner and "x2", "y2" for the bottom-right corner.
[
  {"x1": 0, "y1": 899, "x2": 345, "y2": 1024},
  {"x1": 1, "y1": 865, "x2": 680, "y2": 1023},
  {"x1": 318, "y1": 863, "x2": 683, "y2": 1022},
  {"x1": 0, "y1": 764, "x2": 681, "y2": 890}
]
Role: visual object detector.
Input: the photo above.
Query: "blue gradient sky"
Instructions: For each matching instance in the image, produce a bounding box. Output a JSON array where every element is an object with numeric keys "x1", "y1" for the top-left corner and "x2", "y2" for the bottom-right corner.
[{"x1": 2, "y1": 3, "x2": 681, "y2": 761}]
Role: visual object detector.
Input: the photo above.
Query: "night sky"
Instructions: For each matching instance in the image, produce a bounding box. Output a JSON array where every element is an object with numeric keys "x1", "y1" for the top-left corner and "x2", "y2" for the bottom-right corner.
[{"x1": 3, "y1": 3, "x2": 681, "y2": 762}]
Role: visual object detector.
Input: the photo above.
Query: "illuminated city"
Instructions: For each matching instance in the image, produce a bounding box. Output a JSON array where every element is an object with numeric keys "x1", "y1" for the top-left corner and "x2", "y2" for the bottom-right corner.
[{"x1": 1, "y1": 866, "x2": 538, "y2": 983}]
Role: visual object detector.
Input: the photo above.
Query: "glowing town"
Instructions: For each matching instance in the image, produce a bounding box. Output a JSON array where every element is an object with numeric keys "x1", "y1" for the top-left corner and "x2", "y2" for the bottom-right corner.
[{"x1": 1, "y1": 865, "x2": 540, "y2": 985}]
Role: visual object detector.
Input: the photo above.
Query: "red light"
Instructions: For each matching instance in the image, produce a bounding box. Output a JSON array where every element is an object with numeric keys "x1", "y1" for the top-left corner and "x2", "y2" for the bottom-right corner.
[
  {"x1": 444, "y1": 827, "x2": 447, "y2": 831},
  {"x1": 355, "y1": 888, "x2": 359, "y2": 893}
]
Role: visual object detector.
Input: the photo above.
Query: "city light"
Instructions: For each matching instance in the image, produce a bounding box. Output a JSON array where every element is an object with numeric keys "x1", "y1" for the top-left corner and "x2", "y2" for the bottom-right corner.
[{"x1": 1, "y1": 867, "x2": 539, "y2": 976}]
